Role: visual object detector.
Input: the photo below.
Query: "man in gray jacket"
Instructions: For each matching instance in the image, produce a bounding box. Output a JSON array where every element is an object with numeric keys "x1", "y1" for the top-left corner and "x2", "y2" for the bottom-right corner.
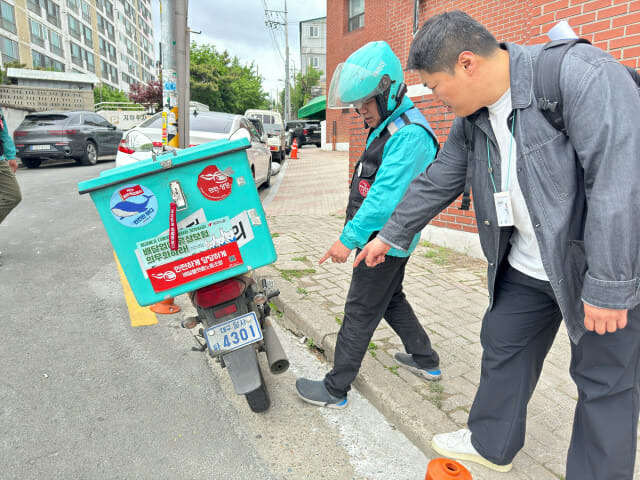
[{"x1": 355, "y1": 10, "x2": 640, "y2": 480}]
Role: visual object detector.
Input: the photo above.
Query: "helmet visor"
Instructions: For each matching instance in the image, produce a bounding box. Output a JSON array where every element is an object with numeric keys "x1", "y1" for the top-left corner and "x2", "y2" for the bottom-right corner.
[{"x1": 327, "y1": 62, "x2": 388, "y2": 109}]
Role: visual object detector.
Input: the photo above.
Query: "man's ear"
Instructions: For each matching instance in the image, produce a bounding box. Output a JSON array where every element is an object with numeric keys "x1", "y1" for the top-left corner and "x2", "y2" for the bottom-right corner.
[{"x1": 458, "y1": 51, "x2": 475, "y2": 74}]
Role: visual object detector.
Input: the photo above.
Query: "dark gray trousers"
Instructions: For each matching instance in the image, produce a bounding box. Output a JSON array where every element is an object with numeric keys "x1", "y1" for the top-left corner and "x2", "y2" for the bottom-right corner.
[
  {"x1": 468, "y1": 265, "x2": 640, "y2": 480},
  {"x1": 324, "y1": 253, "x2": 439, "y2": 398}
]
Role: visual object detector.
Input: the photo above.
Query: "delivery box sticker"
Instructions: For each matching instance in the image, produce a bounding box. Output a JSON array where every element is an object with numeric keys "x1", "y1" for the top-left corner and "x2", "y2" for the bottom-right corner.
[
  {"x1": 110, "y1": 184, "x2": 158, "y2": 227},
  {"x1": 197, "y1": 165, "x2": 234, "y2": 201}
]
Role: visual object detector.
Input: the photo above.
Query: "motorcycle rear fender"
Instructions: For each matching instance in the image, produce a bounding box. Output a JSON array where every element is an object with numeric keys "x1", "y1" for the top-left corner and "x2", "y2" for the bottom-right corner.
[{"x1": 223, "y1": 346, "x2": 262, "y2": 395}]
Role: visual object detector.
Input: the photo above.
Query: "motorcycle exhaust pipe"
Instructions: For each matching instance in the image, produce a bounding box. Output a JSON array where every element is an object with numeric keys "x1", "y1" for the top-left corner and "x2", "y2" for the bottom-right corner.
[{"x1": 262, "y1": 316, "x2": 289, "y2": 374}]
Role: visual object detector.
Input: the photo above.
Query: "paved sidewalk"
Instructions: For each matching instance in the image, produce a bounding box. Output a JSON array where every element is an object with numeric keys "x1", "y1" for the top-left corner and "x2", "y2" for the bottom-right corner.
[{"x1": 261, "y1": 148, "x2": 638, "y2": 479}]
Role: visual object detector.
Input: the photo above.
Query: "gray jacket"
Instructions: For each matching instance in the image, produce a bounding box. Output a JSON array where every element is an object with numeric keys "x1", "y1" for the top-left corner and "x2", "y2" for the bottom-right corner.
[{"x1": 379, "y1": 42, "x2": 640, "y2": 343}]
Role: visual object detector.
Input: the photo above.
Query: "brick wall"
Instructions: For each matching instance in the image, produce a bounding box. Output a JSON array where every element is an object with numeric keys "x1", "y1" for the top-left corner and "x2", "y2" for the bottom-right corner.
[{"x1": 327, "y1": 0, "x2": 640, "y2": 234}]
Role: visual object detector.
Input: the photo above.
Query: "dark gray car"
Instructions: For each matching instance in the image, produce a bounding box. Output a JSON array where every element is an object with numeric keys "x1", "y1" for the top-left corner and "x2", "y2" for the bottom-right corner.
[{"x1": 13, "y1": 111, "x2": 123, "y2": 168}]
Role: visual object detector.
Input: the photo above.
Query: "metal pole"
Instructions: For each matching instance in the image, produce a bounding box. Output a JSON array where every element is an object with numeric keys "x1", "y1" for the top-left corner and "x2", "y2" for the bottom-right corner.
[
  {"x1": 174, "y1": 0, "x2": 189, "y2": 148},
  {"x1": 284, "y1": 0, "x2": 290, "y2": 124},
  {"x1": 161, "y1": 0, "x2": 177, "y2": 146}
]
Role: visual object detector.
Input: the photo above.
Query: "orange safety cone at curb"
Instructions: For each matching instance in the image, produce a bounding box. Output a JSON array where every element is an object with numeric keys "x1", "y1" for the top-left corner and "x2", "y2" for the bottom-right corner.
[
  {"x1": 290, "y1": 138, "x2": 298, "y2": 159},
  {"x1": 149, "y1": 298, "x2": 181, "y2": 314},
  {"x1": 425, "y1": 458, "x2": 472, "y2": 480}
]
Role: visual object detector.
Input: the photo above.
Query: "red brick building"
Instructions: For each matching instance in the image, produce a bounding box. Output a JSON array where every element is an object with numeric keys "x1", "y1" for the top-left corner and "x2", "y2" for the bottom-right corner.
[{"x1": 326, "y1": 0, "x2": 640, "y2": 256}]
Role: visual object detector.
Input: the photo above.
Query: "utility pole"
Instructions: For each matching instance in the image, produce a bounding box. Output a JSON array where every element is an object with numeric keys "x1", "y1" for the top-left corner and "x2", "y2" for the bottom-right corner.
[
  {"x1": 264, "y1": 1, "x2": 290, "y2": 124},
  {"x1": 174, "y1": 0, "x2": 189, "y2": 149},
  {"x1": 160, "y1": 0, "x2": 178, "y2": 147},
  {"x1": 284, "y1": 0, "x2": 290, "y2": 124}
]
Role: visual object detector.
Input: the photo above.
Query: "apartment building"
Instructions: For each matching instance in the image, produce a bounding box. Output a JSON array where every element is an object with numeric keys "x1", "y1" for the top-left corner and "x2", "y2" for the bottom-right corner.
[
  {"x1": 0, "y1": 0, "x2": 155, "y2": 92},
  {"x1": 299, "y1": 15, "x2": 326, "y2": 95}
]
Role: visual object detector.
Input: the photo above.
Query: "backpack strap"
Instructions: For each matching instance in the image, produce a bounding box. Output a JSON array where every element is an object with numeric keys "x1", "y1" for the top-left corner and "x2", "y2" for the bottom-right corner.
[
  {"x1": 534, "y1": 38, "x2": 591, "y2": 134},
  {"x1": 459, "y1": 119, "x2": 475, "y2": 211}
]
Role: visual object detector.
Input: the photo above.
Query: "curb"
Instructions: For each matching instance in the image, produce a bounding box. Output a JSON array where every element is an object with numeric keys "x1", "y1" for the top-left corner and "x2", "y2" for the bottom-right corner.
[{"x1": 260, "y1": 264, "x2": 459, "y2": 460}]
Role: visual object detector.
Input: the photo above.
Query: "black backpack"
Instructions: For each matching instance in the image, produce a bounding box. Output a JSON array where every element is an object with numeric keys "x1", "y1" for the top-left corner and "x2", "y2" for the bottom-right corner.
[{"x1": 459, "y1": 38, "x2": 640, "y2": 210}]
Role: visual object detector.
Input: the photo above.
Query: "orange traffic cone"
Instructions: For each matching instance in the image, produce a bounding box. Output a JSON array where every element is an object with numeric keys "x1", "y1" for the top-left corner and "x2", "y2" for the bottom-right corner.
[
  {"x1": 149, "y1": 297, "x2": 181, "y2": 314},
  {"x1": 290, "y1": 138, "x2": 298, "y2": 159},
  {"x1": 425, "y1": 458, "x2": 472, "y2": 480}
]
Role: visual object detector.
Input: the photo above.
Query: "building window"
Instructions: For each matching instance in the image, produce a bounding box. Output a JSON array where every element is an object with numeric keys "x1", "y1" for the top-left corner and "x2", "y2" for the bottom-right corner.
[
  {"x1": 309, "y1": 56, "x2": 319, "y2": 68},
  {"x1": 27, "y1": 0, "x2": 42, "y2": 16},
  {"x1": 82, "y1": 24, "x2": 92, "y2": 47},
  {"x1": 308, "y1": 25, "x2": 319, "y2": 37},
  {"x1": 67, "y1": 15, "x2": 81, "y2": 40},
  {"x1": 348, "y1": 0, "x2": 364, "y2": 31},
  {"x1": 48, "y1": 28, "x2": 63, "y2": 56},
  {"x1": 0, "y1": 0, "x2": 16, "y2": 34},
  {"x1": 31, "y1": 49, "x2": 62, "y2": 71},
  {"x1": 81, "y1": 0, "x2": 90, "y2": 21},
  {"x1": 0, "y1": 33, "x2": 18, "y2": 63},
  {"x1": 45, "y1": 0, "x2": 60, "y2": 28},
  {"x1": 70, "y1": 41, "x2": 83, "y2": 66},
  {"x1": 30, "y1": 19, "x2": 46, "y2": 47},
  {"x1": 67, "y1": 0, "x2": 79, "y2": 13},
  {"x1": 85, "y1": 50, "x2": 95, "y2": 72}
]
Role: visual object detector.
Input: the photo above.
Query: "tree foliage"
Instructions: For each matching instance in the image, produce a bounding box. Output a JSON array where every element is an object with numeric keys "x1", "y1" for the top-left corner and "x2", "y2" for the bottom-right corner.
[
  {"x1": 279, "y1": 65, "x2": 323, "y2": 119},
  {"x1": 189, "y1": 43, "x2": 268, "y2": 114},
  {"x1": 94, "y1": 84, "x2": 129, "y2": 104},
  {"x1": 128, "y1": 79, "x2": 162, "y2": 111}
]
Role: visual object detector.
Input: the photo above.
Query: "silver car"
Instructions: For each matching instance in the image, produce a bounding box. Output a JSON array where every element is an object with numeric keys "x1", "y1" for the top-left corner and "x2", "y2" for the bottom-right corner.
[{"x1": 116, "y1": 110, "x2": 272, "y2": 188}]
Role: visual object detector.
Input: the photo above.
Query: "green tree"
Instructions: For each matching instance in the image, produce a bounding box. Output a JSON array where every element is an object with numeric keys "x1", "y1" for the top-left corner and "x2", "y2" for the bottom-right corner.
[
  {"x1": 291, "y1": 65, "x2": 322, "y2": 116},
  {"x1": 189, "y1": 42, "x2": 268, "y2": 114},
  {"x1": 0, "y1": 61, "x2": 27, "y2": 84},
  {"x1": 280, "y1": 65, "x2": 323, "y2": 119},
  {"x1": 94, "y1": 84, "x2": 129, "y2": 104}
]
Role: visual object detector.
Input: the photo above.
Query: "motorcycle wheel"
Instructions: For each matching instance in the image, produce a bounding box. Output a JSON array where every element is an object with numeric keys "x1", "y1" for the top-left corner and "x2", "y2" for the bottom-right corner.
[{"x1": 245, "y1": 371, "x2": 270, "y2": 413}]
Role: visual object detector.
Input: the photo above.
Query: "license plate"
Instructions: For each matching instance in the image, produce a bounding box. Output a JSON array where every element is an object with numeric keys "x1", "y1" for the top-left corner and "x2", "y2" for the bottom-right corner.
[
  {"x1": 30, "y1": 145, "x2": 50, "y2": 150},
  {"x1": 204, "y1": 311, "x2": 262, "y2": 355}
]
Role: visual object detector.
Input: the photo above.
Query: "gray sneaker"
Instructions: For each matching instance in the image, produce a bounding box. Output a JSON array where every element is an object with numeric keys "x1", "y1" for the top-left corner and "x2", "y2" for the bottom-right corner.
[
  {"x1": 295, "y1": 378, "x2": 348, "y2": 409},
  {"x1": 394, "y1": 353, "x2": 442, "y2": 381}
]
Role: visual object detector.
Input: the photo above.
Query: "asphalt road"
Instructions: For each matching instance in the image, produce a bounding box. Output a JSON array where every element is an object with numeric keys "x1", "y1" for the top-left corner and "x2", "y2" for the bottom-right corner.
[{"x1": 0, "y1": 158, "x2": 428, "y2": 480}]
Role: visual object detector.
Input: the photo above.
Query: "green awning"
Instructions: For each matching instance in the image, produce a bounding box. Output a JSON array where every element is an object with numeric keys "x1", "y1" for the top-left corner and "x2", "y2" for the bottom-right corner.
[{"x1": 297, "y1": 95, "x2": 326, "y2": 120}]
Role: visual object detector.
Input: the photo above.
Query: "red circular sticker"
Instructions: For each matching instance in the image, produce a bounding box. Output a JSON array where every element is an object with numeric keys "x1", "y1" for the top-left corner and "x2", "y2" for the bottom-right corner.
[
  {"x1": 358, "y1": 180, "x2": 370, "y2": 197},
  {"x1": 198, "y1": 165, "x2": 233, "y2": 201}
]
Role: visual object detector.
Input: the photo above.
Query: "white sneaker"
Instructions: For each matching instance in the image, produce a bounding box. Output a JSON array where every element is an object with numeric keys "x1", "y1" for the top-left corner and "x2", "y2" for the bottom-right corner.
[{"x1": 431, "y1": 429, "x2": 513, "y2": 473}]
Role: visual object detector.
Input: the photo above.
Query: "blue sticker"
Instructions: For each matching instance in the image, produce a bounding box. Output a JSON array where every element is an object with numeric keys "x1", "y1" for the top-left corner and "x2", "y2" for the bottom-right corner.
[{"x1": 110, "y1": 183, "x2": 158, "y2": 228}]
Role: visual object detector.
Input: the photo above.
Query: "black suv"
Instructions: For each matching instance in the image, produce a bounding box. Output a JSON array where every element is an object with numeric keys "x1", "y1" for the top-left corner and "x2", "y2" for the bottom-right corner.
[
  {"x1": 13, "y1": 111, "x2": 123, "y2": 168},
  {"x1": 285, "y1": 120, "x2": 321, "y2": 152}
]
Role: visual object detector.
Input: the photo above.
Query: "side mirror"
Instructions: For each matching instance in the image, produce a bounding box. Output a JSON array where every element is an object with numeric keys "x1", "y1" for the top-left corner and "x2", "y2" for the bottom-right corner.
[
  {"x1": 122, "y1": 131, "x2": 161, "y2": 155},
  {"x1": 229, "y1": 128, "x2": 251, "y2": 142},
  {"x1": 108, "y1": 124, "x2": 117, "y2": 130}
]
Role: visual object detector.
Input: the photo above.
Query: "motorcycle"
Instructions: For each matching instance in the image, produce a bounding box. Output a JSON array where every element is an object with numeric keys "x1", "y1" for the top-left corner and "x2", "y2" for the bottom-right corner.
[
  {"x1": 182, "y1": 273, "x2": 289, "y2": 413},
  {"x1": 120, "y1": 131, "x2": 290, "y2": 413}
]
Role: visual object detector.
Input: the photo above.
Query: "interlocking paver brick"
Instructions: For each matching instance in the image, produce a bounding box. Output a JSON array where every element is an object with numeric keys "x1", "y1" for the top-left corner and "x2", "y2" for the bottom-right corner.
[{"x1": 262, "y1": 148, "x2": 640, "y2": 478}]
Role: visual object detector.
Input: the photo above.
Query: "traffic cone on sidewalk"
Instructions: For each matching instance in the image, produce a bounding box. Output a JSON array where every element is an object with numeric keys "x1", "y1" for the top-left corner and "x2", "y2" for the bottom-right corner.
[
  {"x1": 149, "y1": 297, "x2": 181, "y2": 314},
  {"x1": 425, "y1": 458, "x2": 472, "y2": 480},
  {"x1": 290, "y1": 138, "x2": 298, "y2": 159}
]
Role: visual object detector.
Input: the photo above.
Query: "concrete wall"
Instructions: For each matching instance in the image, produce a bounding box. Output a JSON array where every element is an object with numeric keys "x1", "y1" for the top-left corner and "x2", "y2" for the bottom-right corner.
[{"x1": 0, "y1": 84, "x2": 94, "y2": 112}]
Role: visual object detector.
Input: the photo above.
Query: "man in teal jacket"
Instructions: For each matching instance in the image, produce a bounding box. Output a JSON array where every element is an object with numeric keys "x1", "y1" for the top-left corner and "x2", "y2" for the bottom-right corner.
[
  {"x1": 0, "y1": 107, "x2": 22, "y2": 259},
  {"x1": 295, "y1": 41, "x2": 441, "y2": 409}
]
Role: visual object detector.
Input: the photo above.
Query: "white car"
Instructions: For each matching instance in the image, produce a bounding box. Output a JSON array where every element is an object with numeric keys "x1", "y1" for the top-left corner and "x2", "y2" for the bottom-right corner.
[{"x1": 115, "y1": 110, "x2": 272, "y2": 188}]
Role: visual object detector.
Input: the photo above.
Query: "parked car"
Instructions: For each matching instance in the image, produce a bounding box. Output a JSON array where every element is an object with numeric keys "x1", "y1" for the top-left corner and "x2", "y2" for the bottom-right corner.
[
  {"x1": 285, "y1": 120, "x2": 321, "y2": 152},
  {"x1": 115, "y1": 110, "x2": 272, "y2": 188},
  {"x1": 245, "y1": 109, "x2": 285, "y2": 163},
  {"x1": 13, "y1": 111, "x2": 123, "y2": 168}
]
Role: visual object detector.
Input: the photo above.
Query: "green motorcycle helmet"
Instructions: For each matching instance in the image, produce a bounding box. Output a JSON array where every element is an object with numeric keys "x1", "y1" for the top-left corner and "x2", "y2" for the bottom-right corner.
[{"x1": 327, "y1": 41, "x2": 406, "y2": 120}]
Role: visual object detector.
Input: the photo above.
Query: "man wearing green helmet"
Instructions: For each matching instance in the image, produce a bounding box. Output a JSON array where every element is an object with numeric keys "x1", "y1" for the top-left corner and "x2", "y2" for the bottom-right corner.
[{"x1": 295, "y1": 41, "x2": 442, "y2": 409}]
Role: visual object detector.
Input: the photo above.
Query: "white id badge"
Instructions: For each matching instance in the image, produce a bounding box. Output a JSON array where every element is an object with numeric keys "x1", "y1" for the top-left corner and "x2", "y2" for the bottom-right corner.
[{"x1": 494, "y1": 191, "x2": 515, "y2": 227}]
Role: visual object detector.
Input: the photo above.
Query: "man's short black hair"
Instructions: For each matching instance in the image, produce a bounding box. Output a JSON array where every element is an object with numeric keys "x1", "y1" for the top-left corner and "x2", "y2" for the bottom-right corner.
[{"x1": 407, "y1": 10, "x2": 500, "y2": 74}]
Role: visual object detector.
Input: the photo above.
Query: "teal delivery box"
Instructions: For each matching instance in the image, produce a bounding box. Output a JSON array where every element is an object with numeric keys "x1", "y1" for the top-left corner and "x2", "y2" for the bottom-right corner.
[{"x1": 78, "y1": 138, "x2": 277, "y2": 306}]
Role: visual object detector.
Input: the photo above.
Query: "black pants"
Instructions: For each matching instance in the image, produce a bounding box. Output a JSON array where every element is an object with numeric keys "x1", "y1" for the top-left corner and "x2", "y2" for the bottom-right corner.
[
  {"x1": 324, "y1": 253, "x2": 439, "y2": 398},
  {"x1": 468, "y1": 265, "x2": 640, "y2": 480}
]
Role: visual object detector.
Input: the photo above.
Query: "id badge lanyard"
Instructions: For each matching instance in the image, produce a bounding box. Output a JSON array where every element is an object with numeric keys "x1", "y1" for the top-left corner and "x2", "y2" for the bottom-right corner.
[{"x1": 488, "y1": 111, "x2": 517, "y2": 227}]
